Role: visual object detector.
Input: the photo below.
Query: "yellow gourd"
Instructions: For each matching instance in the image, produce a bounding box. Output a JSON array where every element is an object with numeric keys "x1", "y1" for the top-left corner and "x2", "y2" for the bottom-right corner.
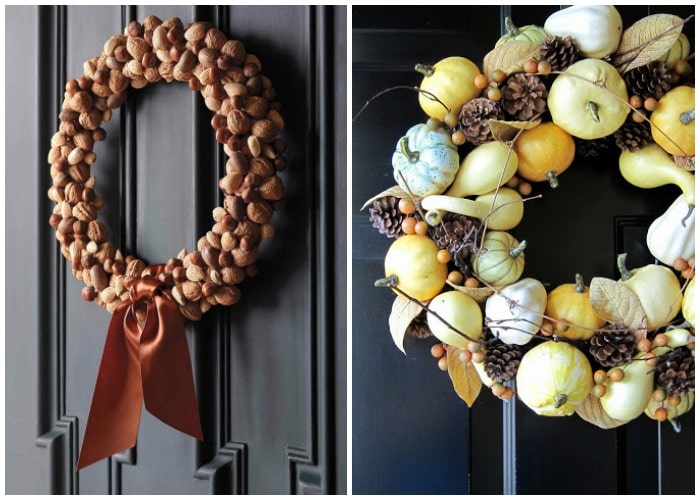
[
  {"x1": 384, "y1": 235, "x2": 447, "y2": 302},
  {"x1": 545, "y1": 274, "x2": 605, "y2": 341},
  {"x1": 650, "y1": 85, "x2": 695, "y2": 156},
  {"x1": 516, "y1": 341, "x2": 593, "y2": 416},
  {"x1": 415, "y1": 57, "x2": 481, "y2": 120},
  {"x1": 682, "y1": 277, "x2": 695, "y2": 327},
  {"x1": 426, "y1": 291, "x2": 483, "y2": 349}
]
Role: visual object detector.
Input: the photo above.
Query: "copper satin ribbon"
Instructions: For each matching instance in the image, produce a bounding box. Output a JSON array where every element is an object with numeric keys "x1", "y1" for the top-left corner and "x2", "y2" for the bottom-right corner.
[{"x1": 76, "y1": 277, "x2": 203, "y2": 470}]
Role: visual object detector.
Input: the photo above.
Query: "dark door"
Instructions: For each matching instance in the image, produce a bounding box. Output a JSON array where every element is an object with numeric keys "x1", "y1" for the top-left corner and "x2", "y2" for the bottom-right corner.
[
  {"x1": 6, "y1": 5, "x2": 346, "y2": 494},
  {"x1": 352, "y1": 5, "x2": 694, "y2": 494}
]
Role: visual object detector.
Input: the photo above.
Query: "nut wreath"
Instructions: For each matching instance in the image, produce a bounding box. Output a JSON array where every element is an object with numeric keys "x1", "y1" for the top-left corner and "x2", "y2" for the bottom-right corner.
[
  {"x1": 46, "y1": 15, "x2": 286, "y2": 469},
  {"x1": 364, "y1": 6, "x2": 695, "y2": 429}
]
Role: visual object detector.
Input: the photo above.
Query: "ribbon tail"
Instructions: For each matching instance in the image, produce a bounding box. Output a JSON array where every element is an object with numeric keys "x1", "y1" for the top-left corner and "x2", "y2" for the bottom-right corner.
[
  {"x1": 77, "y1": 305, "x2": 144, "y2": 470},
  {"x1": 139, "y1": 297, "x2": 203, "y2": 441}
]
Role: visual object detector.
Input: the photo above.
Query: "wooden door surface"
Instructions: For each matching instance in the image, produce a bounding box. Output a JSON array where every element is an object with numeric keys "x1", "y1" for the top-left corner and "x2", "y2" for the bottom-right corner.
[
  {"x1": 6, "y1": 5, "x2": 346, "y2": 494},
  {"x1": 352, "y1": 5, "x2": 694, "y2": 494}
]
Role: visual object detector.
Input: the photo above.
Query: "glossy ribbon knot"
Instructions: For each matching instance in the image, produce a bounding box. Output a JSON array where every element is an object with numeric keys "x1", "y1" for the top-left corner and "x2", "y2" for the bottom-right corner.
[{"x1": 77, "y1": 277, "x2": 203, "y2": 470}]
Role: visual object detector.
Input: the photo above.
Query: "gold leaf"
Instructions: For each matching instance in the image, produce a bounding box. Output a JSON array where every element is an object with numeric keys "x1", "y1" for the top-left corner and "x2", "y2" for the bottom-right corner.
[
  {"x1": 489, "y1": 118, "x2": 541, "y2": 143},
  {"x1": 446, "y1": 281, "x2": 499, "y2": 303},
  {"x1": 388, "y1": 295, "x2": 424, "y2": 354},
  {"x1": 446, "y1": 345, "x2": 482, "y2": 407},
  {"x1": 611, "y1": 14, "x2": 685, "y2": 73},
  {"x1": 482, "y1": 40, "x2": 541, "y2": 80},
  {"x1": 361, "y1": 185, "x2": 414, "y2": 211},
  {"x1": 589, "y1": 277, "x2": 647, "y2": 340},
  {"x1": 576, "y1": 394, "x2": 630, "y2": 429}
]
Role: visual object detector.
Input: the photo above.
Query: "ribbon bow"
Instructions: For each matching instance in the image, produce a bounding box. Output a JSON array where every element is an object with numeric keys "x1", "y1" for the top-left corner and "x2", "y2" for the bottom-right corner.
[{"x1": 77, "y1": 277, "x2": 203, "y2": 470}]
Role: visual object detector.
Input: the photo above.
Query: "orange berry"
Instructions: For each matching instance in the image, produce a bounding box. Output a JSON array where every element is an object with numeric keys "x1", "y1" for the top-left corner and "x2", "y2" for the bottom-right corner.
[
  {"x1": 398, "y1": 198, "x2": 416, "y2": 215},
  {"x1": 673, "y1": 257, "x2": 689, "y2": 271},
  {"x1": 501, "y1": 387, "x2": 515, "y2": 400},
  {"x1": 438, "y1": 356, "x2": 448, "y2": 371},
  {"x1": 523, "y1": 59, "x2": 538, "y2": 74},
  {"x1": 643, "y1": 97, "x2": 658, "y2": 112},
  {"x1": 414, "y1": 220, "x2": 429, "y2": 236},
  {"x1": 667, "y1": 394, "x2": 681, "y2": 407},
  {"x1": 471, "y1": 350, "x2": 485, "y2": 363},
  {"x1": 681, "y1": 267, "x2": 695, "y2": 280},
  {"x1": 447, "y1": 270, "x2": 463, "y2": 285},
  {"x1": 437, "y1": 249, "x2": 452, "y2": 264},
  {"x1": 673, "y1": 59, "x2": 691, "y2": 76},
  {"x1": 632, "y1": 110, "x2": 646, "y2": 123},
  {"x1": 467, "y1": 341, "x2": 482, "y2": 353},
  {"x1": 645, "y1": 353, "x2": 659, "y2": 367},
  {"x1": 431, "y1": 343, "x2": 445, "y2": 359},
  {"x1": 458, "y1": 349, "x2": 472, "y2": 363},
  {"x1": 487, "y1": 87, "x2": 502, "y2": 102},
  {"x1": 506, "y1": 176, "x2": 520, "y2": 188},
  {"x1": 653, "y1": 333, "x2": 668, "y2": 347},
  {"x1": 629, "y1": 95, "x2": 643, "y2": 109},
  {"x1": 452, "y1": 130, "x2": 467, "y2": 146},
  {"x1": 655, "y1": 407, "x2": 668, "y2": 421},
  {"x1": 401, "y1": 216, "x2": 417, "y2": 234},
  {"x1": 537, "y1": 60, "x2": 551, "y2": 75},
  {"x1": 518, "y1": 182, "x2": 532, "y2": 196},
  {"x1": 592, "y1": 383, "x2": 607, "y2": 398},
  {"x1": 653, "y1": 388, "x2": 667, "y2": 402},
  {"x1": 491, "y1": 383, "x2": 506, "y2": 397},
  {"x1": 474, "y1": 73, "x2": 489, "y2": 90},
  {"x1": 491, "y1": 69, "x2": 506, "y2": 84},
  {"x1": 540, "y1": 320, "x2": 553, "y2": 336},
  {"x1": 593, "y1": 369, "x2": 607, "y2": 384},
  {"x1": 637, "y1": 338, "x2": 652, "y2": 353},
  {"x1": 426, "y1": 117, "x2": 441, "y2": 131},
  {"x1": 464, "y1": 277, "x2": 480, "y2": 288},
  {"x1": 609, "y1": 368, "x2": 625, "y2": 382}
]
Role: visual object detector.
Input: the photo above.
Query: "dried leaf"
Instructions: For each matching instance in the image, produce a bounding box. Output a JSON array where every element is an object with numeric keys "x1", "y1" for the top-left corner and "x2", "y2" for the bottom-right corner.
[
  {"x1": 611, "y1": 14, "x2": 685, "y2": 73},
  {"x1": 489, "y1": 118, "x2": 541, "y2": 143},
  {"x1": 576, "y1": 394, "x2": 630, "y2": 429},
  {"x1": 446, "y1": 345, "x2": 482, "y2": 407},
  {"x1": 388, "y1": 295, "x2": 424, "y2": 354},
  {"x1": 446, "y1": 281, "x2": 499, "y2": 303},
  {"x1": 589, "y1": 277, "x2": 647, "y2": 340},
  {"x1": 673, "y1": 155, "x2": 695, "y2": 171},
  {"x1": 361, "y1": 185, "x2": 413, "y2": 211},
  {"x1": 482, "y1": 40, "x2": 541, "y2": 80}
]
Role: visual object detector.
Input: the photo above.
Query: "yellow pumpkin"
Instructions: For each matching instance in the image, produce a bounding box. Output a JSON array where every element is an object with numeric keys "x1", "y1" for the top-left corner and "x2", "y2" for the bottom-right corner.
[
  {"x1": 650, "y1": 85, "x2": 695, "y2": 156},
  {"x1": 427, "y1": 291, "x2": 483, "y2": 349},
  {"x1": 384, "y1": 235, "x2": 447, "y2": 302},
  {"x1": 645, "y1": 388, "x2": 695, "y2": 421},
  {"x1": 416, "y1": 56, "x2": 481, "y2": 120},
  {"x1": 516, "y1": 341, "x2": 593, "y2": 416},
  {"x1": 682, "y1": 276, "x2": 695, "y2": 327},
  {"x1": 545, "y1": 274, "x2": 605, "y2": 341}
]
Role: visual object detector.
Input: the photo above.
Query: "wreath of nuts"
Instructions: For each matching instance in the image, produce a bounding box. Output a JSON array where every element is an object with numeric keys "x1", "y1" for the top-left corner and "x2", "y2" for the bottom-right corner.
[{"x1": 47, "y1": 15, "x2": 286, "y2": 322}]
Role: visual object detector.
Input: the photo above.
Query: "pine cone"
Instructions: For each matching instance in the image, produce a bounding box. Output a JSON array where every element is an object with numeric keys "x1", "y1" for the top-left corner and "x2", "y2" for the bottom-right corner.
[
  {"x1": 624, "y1": 61, "x2": 674, "y2": 101},
  {"x1": 458, "y1": 97, "x2": 504, "y2": 146},
  {"x1": 614, "y1": 118, "x2": 653, "y2": 152},
  {"x1": 484, "y1": 341, "x2": 521, "y2": 383},
  {"x1": 406, "y1": 310, "x2": 432, "y2": 339},
  {"x1": 575, "y1": 135, "x2": 611, "y2": 159},
  {"x1": 539, "y1": 35, "x2": 579, "y2": 71},
  {"x1": 368, "y1": 196, "x2": 404, "y2": 238},
  {"x1": 502, "y1": 73, "x2": 548, "y2": 121},
  {"x1": 655, "y1": 347, "x2": 695, "y2": 396},
  {"x1": 588, "y1": 325, "x2": 636, "y2": 367},
  {"x1": 430, "y1": 213, "x2": 479, "y2": 274}
]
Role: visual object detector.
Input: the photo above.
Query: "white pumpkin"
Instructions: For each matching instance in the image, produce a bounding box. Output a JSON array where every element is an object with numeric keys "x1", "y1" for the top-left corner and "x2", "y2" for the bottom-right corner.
[
  {"x1": 544, "y1": 5, "x2": 622, "y2": 59},
  {"x1": 391, "y1": 123, "x2": 459, "y2": 197},
  {"x1": 485, "y1": 278, "x2": 546, "y2": 345},
  {"x1": 647, "y1": 194, "x2": 695, "y2": 267}
]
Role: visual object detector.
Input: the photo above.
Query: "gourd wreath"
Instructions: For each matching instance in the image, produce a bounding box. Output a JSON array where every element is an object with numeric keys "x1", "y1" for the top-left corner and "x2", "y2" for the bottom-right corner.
[
  {"x1": 363, "y1": 6, "x2": 695, "y2": 429},
  {"x1": 46, "y1": 16, "x2": 286, "y2": 469}
]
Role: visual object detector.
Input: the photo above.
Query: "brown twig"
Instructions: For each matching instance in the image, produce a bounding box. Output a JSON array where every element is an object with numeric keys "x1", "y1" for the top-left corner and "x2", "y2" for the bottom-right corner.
[{"x1": 352, "y1": 86, "x2": 450, "y2": 124}]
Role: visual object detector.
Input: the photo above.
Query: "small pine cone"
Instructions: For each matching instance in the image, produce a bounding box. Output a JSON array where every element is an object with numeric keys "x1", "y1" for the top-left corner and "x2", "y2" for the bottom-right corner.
[
  {"x1": 655, "y1": 347, "x2": 695, "y2": 396},
  {"x1": 430, "y1": 213, "x2": 479, "y2": 274},
  {"x1": 484, "y1": 341, "x2": 521, "y2": 383},
  {"x1": 614, "y1": 118, "x2": 653, "y2": 152},
  {"x1": 405, "y1": 310, "x2": 432, "y2": 339},
  {"x1": 501, "y1": 73, "x2": 548, "y2": 121},
  {"x1": 575, "y1": 135, "x2": 611, "y2": 159},
  {"x1": 458, "y1": 97, "x2": 504, "y2": 146},
  {"x1": 368, "y1": 196, "x2": 405, "y2": 238},
  {"x1": 624, "y1": 61, "x2": 674, "y2": 101},
  {"x1": 539, "y1": 35, "x2": 578, "y2": 72},
  {"x1": 588, "y1": 325, "x2": 636, "y2": 367}
]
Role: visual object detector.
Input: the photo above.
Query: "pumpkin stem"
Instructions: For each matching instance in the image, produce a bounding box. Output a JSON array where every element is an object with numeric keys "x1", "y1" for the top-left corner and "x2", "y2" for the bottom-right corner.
[
  {"x1": 617, "y1": 253, "x2": 633, "y2": 281},
  {"x1": 575, "y1": 273, "x2": 585, "y2": 293},
  {"x1": 399, "y1": 136, "x2": 420, "y2": 163},
  {"x1": 509, "y1": 239, "x2": 527, "y2": 258},
  {"x1": 681, "y1": 204, "x2": 694, "y2": 228},
  {"x1": 586, "y1": 101, "x2": 600, "y2": 123},
  {"x1": 504, "y1": 17, "x2": 519, "y2": 36},
  {"x1": 680, "y1": 108, "x2": 695, "y2": 125},
  {"x1": 424, "y1": 209, "x2": 443, "y2": 226},
  {"x1": 414, "y1": 63, "x2": 435, "y2": 77},
  {"x1": 669, "y1": 418, "x2": 682, "y2": 433},
  {"x1": 546, "y1": 170, "x2": 559, "y2": 188},
  {"x1": 374, "y1": 275, "x2": 398, "y2": 288},
  {"x1": 554, "y1": 394, "x2": 568, "y2": 409}
]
